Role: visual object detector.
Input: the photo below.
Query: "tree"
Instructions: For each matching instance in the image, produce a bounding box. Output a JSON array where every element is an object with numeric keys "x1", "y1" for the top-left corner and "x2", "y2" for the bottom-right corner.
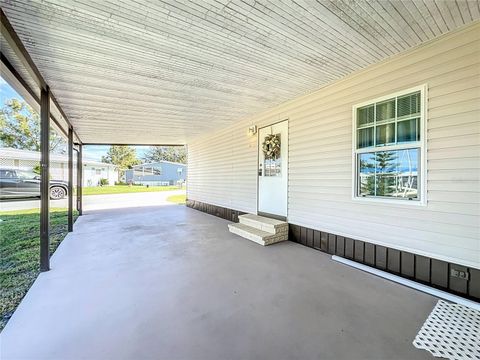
[
  {"x1": 361, "y1": 151, "x2": 397, "y2": 196},
  {"x1": 0, "y1": 98, "x2": 66, "y2": 152},
  {"x1": 101, "y1": 145, "x2": 140, "y2": 180},
  {"x1": 360, "y1": 156, "x2": 375, "y2": 196},
  {"x1": 375, "y1": 151, "x2": 397, "y2": 196},
  {"x1": 142, "y1": 146, "x2": 187, "y2": 164}
]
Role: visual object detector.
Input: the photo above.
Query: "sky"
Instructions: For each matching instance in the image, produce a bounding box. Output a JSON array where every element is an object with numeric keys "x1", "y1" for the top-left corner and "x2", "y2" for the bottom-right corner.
[
  {"x1": 84, "y1": 145, "x2": 150, "y2": 162},
  {"x1": 0, "y1": 76, "x2": 20, "y2": 102},
  {"x1": 1, "y1": 76, "x2": 150, "y2": 162}
]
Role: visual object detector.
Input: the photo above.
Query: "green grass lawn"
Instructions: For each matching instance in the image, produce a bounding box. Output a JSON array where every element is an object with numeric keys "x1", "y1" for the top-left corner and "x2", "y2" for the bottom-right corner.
[
  {"x1": 0, "y1": 208, "x2": 74, "y2": 331},
  {"x1": 83, "y1": 185, "x2": 182, "y2": 196},
  {"x1": 166, "y1": 194, "x2": 186, "y2": 204},
  {"x1": 0, "y1": 187, "x2": 182, "y2": 330}
]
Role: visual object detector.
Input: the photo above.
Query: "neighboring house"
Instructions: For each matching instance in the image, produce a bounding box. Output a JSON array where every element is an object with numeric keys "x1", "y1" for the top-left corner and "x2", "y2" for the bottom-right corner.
[
  {"x1": 0, "y1": 147, "x2": 117, "y2": 186},
  {"x1": 125, "y1": 161, "x2": 186, "y2": 186},
  {"x1": 82, "y1": 163, "x2": 118, "y2": 187}
]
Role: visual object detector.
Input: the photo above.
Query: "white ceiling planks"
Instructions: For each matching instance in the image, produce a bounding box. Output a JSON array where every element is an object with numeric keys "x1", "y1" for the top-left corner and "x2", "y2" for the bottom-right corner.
[{"x1": 1, "y1": 0, "x2": 478, "y2": 144}]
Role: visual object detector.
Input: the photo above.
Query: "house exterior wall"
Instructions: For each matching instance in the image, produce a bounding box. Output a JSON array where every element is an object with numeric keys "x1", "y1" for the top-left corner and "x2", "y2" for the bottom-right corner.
[
  {"x1": 125, "y1": 162, "x2": 187, "y2": 185},
  {"x1": 187, "y1": 23, "x2": 480, "y2": 269},
  {"x1": 82, "y1": 164, "x2": 117, "y2": 187}
]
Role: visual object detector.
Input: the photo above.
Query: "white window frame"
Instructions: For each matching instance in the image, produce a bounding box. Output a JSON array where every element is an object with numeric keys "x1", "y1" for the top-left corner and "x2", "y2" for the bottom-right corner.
[{"x1": 352, "y1": 84, "x2": 427, "y2": 206}]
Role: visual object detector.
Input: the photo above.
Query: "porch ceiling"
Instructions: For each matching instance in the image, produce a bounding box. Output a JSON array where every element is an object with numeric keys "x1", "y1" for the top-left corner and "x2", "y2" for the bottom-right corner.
[{"x1": 1, "y1": 1, "x2": 478, "y2": 144}]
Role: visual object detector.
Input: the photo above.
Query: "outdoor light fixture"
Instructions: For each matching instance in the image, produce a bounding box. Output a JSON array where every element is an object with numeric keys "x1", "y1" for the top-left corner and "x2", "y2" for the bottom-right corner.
[{"x1": 248, "y1": 125, "x2": 257, "y2": 136}]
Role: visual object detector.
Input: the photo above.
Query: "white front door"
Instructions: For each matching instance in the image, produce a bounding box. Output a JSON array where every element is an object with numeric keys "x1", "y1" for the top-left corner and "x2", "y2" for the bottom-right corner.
[{"x1": 258, "y1": 120, "x2": 288, "y2": 218}]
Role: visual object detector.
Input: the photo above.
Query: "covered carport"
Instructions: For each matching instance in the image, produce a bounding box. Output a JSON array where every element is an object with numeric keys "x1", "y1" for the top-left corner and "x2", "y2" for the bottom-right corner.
[
  {"x1": 2, "y1": 0, "x2": 477, "y2": 272},
  {"x1": 1, "y1": 1, "x2": 479, "y2": 359}
]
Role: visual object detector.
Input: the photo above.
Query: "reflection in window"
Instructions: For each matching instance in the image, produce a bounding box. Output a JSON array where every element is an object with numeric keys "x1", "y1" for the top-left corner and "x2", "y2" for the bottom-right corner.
[
  {"x1": 358, "y1": 153, "x2": 375, "y2": 196},
  {"x1": 358, "y1": 149, "x2": 419, "y2": 199},
  {"x1": 15, "y1": 170, "x2": 39, "y2": 180}
]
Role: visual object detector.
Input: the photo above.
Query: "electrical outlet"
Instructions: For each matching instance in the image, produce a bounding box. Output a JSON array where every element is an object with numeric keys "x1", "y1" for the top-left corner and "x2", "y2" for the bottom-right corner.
[{"x1": 450, "y1": 268, "x2": 469, "y2": 280}]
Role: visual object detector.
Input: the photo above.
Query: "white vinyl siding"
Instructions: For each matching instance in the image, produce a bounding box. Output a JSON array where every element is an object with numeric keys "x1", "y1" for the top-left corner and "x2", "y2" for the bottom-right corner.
[{"x1": 187, "y1": 23, "x2": 480, "y2": 269}]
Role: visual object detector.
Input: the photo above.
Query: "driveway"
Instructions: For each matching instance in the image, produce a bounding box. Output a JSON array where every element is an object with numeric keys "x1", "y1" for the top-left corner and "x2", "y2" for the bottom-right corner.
[
  {"x1": 0, "y1": 204, "x2": 436, "y2": 359},
  {"x1": 0, "y1": 190, "x2": 185, "y2": 212}
]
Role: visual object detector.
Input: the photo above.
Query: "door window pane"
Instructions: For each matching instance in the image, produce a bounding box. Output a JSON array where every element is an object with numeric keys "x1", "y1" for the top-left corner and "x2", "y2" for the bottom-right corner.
[
  {"x1": 375, "y1": 123, "x2": 395, "y2": 146},
  {"x1": 264, "y1": 158, "x2": 281, "y2": 177},
  {"x1": 357, "y1": 105, "x2": 374, "y2": 127},
  {"x1": 262, "y1": 133, "x2": 281, "y2": 176},
  {"x1": 376, "y1": 99, "x2": 395, "y2": 122},
  {"x1": 397, "y1": 118, "x2": 419, "y2": 143},
  {"x1": 357, "y1": 127, "x2": 374, "y2": 148}
]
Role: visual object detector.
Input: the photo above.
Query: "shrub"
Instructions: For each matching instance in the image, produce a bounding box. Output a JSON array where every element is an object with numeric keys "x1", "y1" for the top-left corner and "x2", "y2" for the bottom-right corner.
[{"x1": 99, "y1": 178, "x2": 109, "y2": 186}]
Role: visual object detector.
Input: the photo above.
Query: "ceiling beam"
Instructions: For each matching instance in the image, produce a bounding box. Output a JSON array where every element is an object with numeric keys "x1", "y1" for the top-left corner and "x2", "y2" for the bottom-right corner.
[
  {"x1": 0, "y1": 8, "x2": 46, "y2": 90},
  {"x1": 0, "y1": 8, "x2": 82, "y2": 144}
]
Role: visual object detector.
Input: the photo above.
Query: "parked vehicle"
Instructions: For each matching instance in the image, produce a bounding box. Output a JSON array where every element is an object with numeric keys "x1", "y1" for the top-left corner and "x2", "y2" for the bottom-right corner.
[{"x1": 0, "y1": 168, "x2": 68, "y2": 200}]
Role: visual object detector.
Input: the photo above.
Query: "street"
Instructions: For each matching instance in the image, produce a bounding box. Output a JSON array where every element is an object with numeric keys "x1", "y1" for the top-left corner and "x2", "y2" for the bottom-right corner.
[{"x1": 0, "y1": 190, "x2": 186, "y2": 212}]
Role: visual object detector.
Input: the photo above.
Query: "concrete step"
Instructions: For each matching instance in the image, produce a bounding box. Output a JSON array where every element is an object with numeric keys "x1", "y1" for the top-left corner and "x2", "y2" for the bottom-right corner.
[
  {"x1": 228, "y1": 222, "x2": 288, "y2": 246},
  {"x1": 238, "y1": 213, "x2": 288, "y2": 234}
]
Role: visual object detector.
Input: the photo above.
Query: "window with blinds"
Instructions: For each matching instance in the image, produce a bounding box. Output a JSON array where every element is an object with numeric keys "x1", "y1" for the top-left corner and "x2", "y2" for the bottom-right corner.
[{"x1": 353, "y1": 87, "x2": 425, "y2": 202}]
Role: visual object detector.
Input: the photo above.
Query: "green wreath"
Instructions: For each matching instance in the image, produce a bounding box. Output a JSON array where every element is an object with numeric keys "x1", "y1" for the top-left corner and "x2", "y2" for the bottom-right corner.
[{"x1": 262, "y1": 134, "x2": 281, "y2": 159}]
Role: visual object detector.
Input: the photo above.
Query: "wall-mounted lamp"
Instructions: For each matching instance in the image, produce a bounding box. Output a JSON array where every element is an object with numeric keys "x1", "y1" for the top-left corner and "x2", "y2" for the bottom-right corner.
[{"x1": 248, "y1": 125, "x2": 257, "y2": 136}]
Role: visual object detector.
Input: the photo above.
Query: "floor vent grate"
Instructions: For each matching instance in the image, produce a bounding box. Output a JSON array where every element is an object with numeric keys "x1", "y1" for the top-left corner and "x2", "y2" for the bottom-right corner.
[{"x1": 413, "y1": 300, "x2": 480, "y2": 360}]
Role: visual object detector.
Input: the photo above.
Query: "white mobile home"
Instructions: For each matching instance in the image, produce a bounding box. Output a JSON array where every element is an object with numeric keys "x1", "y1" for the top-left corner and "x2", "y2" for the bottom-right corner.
[{"x1": 0, "y1": 147, "x2": 117, "y2": 186}]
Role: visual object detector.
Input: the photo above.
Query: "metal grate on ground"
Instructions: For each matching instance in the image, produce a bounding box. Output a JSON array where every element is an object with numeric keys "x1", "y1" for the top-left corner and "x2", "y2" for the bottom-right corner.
[{"x1": 413, "y1": 300, "x2": 480, "y2": 360}]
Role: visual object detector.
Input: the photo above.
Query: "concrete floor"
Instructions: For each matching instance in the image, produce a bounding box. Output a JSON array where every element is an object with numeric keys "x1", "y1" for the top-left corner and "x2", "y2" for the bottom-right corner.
[{"x1": 0, "y1": 205, "x2": 436, "y2": 360}]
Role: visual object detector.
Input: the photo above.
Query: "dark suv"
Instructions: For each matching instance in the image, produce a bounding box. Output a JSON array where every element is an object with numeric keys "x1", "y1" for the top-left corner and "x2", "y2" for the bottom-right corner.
[{"x1": 0, "y1": 168, "x2": 68, "y2": 200}]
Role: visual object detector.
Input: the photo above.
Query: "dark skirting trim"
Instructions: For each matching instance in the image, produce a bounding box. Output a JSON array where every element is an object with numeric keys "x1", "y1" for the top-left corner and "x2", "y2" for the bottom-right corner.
[
  {"x1": 186, "y1": 199, "x2": 246, "y2": 223},
  {"x1": 289, "y1": 224, "x2": 479, "y2": 302},
  {"x1": 187, "y1": 199, "x2": 479, "y2": 302}
]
